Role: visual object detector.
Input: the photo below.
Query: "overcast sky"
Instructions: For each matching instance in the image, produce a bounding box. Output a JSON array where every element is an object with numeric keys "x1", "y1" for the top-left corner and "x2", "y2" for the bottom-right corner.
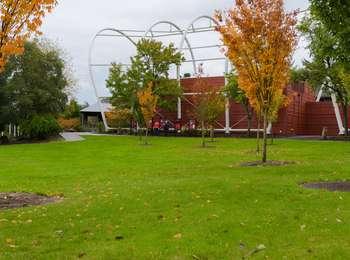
[{"x1": 41, "y1": 0, "x2": 310, "y2": 104}]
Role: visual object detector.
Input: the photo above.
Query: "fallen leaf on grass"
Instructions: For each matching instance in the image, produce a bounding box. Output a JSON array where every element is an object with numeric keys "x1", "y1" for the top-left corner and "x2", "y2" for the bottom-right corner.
[
  {"x1": 174, "y1": 233, "x2": 182, "y2": 239},
  {"x1": 336, "y1": 218, "x2": 343, "y2": 223}
]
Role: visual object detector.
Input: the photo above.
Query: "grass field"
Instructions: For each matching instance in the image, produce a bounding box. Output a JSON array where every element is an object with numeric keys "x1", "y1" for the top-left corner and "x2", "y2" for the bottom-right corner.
[{"x1": 0, "y1": 136, "x2": 350, "y2": 259}]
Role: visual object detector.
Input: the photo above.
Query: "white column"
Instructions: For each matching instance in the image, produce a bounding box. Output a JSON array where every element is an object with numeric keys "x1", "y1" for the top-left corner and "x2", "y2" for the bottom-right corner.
[
  {"x1": 316, "y1": 87, "x2": 324, "y2": 102},
  {"x1": 176, "y1": 65, "x2": 182, "y2": 120},
  {"x1": 267, "y1": 122, "x2": 272, "y2": 135},
  {"x1": 224, "y1": 58, "x2": 230, "y2": 134},
  {"x1": 331, "y1": 93, "x2": 345, "y2": 135},
  {"x1": 177, "y1": 98, "x2": 182, "y2": 120}
]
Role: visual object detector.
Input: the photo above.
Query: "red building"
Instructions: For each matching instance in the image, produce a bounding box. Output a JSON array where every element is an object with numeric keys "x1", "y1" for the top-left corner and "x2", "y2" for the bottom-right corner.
[{"x1": 153, "y1": 76, "x2": 348, "y2": 136}]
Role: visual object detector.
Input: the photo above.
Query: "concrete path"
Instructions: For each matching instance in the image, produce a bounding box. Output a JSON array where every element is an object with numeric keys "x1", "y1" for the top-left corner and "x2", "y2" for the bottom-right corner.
[{"x1": 60, "y1": 132, "x2": 85, "y2": 142}]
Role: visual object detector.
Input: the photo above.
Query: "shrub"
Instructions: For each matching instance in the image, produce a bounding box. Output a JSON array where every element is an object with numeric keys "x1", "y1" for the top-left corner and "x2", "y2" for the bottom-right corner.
[
  {"x1": 20, "y1": 115, "x2": 62, "y2": 140},
  {"x1": 105, "y1": 109, "x2": 132, "y2": 128},
  {"x1": 58, "y1": 117, "x2": 81, "y2": 131}
]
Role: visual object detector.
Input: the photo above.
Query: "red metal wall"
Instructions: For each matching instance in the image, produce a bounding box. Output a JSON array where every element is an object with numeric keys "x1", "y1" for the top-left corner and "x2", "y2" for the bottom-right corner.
[
  {"x1": 155, "y1": 76, "x2": 346, "y2": 136},
  {"x1": 303, "y1": 102, "x2": 350, "y2": 136}
]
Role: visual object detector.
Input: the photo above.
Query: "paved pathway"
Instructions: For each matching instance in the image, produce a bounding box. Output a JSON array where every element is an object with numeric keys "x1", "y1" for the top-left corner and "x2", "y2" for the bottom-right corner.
[{"x1": 60, "y1": 132, "x2": 85, "y2": 142}]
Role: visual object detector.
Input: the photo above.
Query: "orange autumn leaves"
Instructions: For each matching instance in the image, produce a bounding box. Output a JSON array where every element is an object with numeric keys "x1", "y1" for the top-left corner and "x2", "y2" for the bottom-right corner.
[
  {"x1": 215, "y1": 0, "x2": 297, "y2": 120},
  {"x1": 0, "y1": 0, "x2": 57, "y2": 71},
  {"x1": 137, "y1": 83, "x2": 158, "y2": 128}
]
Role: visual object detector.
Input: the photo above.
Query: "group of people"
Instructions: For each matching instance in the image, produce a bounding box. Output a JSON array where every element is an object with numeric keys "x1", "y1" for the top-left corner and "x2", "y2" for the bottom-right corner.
[
  {"x1": 151, "y1": 119, "x2": 177, "y2": 136},
  {"x1": 150, "y1": 119, "x2": 197, "y2": 136}
]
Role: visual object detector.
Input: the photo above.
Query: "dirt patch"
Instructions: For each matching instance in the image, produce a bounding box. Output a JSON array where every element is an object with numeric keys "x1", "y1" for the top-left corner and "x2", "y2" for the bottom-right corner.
[
  {"x1": 0, "y1": 192, "x2": 62, "y2": 209},
  {"x1": 303, "y1": 182, "x2": 350, "y2": 192},
  {"x1": 240, "y1": 161, "x2": 295, "y2": 167}
]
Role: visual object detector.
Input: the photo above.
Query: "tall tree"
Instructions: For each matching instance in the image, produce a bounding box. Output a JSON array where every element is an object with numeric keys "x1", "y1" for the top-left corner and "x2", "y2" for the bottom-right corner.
[
  {"x1": 0, "y1": 40, "x2": 71, "y2": 126},
  {"x1": 299, "y1": 15, "x2": 350, "y2": 136},
  {"x1": 0, "y1": 0, "x2": 57, "y2": 71},
  {"x1": 192, "y1": 77, "x2": 225, "y2": 147},
  {"x1": 310, "y1": 0, "x2": 350, "y2": 63},
  {"x1": 215, "y1": 0, "x2": 297, "y2": 162},
  {"x1": 107, "y1": 39, "x2": 183, "y2": 132}
]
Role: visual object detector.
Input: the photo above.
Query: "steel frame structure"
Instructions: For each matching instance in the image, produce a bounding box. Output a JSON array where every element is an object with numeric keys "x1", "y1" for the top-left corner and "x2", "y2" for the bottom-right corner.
[
  {"x1": 88, "y1": 15, "x2": 272, "y2": 134},
  {"x1": 316, "y1": 86, "x2": 349, "y2": 135}
]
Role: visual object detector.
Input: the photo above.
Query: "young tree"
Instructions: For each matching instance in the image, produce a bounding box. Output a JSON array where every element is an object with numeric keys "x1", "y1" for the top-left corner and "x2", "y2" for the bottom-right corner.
[
  {"x1": 225, "y1": 72, "x2": 253, "y2": 137},
  {"x1": 0, "y1": 0, "x2": 57, "y2": 71},
  {"x1": 299, "y1": 16, "x2": 350, "y2": 136},
  {"x1": 137, "y1": 83, "x2": 158, "y2": 145},
  {"x1": 192, "y1": 77, "x2": 225, "y2": 147},
  {"x1": 216, "y1": 0, "x2": 297, "y2": 162},
  {"x1": 107, "y1": 39, "x2": 184, "y2": 135}
]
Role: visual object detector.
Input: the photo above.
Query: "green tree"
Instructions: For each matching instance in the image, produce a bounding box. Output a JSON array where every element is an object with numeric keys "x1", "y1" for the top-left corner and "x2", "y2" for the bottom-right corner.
[
  {"x1": 106, "y1": 39, "x2": 184, "y2": 133},
  {"x1": 310, "y1": 0, "x2": 350, "y2": 63},
  {"x1": 192, "y1": 78, "x2": 225, "y2": 147},
  {"x1": 299, "y1": 15, "x2": 350, "y2": 136},
  {"x1": 290, "y1": 67, "x2": 309, "y2": 84},
  {"x1": 225, "y1": 72, "x2": 254, "y2": 137},
  {"x1": 0, "y1": 39, "x2": 72, "y2": 128},
  {"x1": 63, "y1": 99, "x2": 82, "y2": 119}
]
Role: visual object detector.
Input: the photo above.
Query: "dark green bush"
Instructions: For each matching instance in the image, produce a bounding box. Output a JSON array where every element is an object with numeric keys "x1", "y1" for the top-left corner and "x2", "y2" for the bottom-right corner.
[{"x1": 20, "y1": 115, "x2": 61, "y2": 140}]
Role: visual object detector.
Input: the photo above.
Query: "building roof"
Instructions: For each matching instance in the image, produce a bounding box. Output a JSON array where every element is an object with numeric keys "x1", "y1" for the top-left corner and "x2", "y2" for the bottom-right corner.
[{"x1": 81, "y1": 98, "x2": 112, "y2": 113}]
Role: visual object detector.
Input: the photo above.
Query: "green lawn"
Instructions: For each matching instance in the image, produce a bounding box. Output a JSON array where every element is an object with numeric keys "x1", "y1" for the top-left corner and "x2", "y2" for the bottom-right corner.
[{"x1": 0, "y1": 136, "x2": 349, "y2": 259}]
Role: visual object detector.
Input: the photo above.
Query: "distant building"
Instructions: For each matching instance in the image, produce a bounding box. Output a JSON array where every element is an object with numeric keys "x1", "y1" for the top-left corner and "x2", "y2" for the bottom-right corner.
[
  {"x1": 81, "y1": 76, "x2": 349, "y2": 136},
  {"x1": 80, "y1": 98, "x2": 112, "y2": 129}
]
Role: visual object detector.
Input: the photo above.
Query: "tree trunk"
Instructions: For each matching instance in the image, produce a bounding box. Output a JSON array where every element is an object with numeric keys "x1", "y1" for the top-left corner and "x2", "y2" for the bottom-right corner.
[
  {"x1": 270, "y1": 133, "x2": 274, "y2": 145},
  {"x1": 145, "y1": 128, "x2": 149, "y2": 145},
  {"x1": 262, "y1": 113, "x2": 268, "y2": 163},
  {"x1": 201, "y1": 121, "x2": 206, "y2": 148},
  {"x1": 343, "y1": 103, "x2": 349, "y2": 136},
  {"x1": 256, "y1": 115, "x2": 261, "y2": 154},
  {"x1": 247, "y1": 112, "x2": 252, "y2": 137},
  {"x1": 138, "y1": 127, "x2": 143, "y2": 143},
  {"x1": 210, "y1": 125, "x2": 214, "y2": 142},
  {"x1": 244, "y1": 103, "x2": 252, "y2": 137}
]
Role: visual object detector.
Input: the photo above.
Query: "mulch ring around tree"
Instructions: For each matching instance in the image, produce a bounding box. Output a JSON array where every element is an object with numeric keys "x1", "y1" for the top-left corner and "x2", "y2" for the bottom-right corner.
[
  {"x1": 240, "y1": 161, "x2": 296, "y2": 167},
  {"x1": 0, "y1": 192, "x2": 63, "y2": 210},
  {"x1": 302, "y1": 181, "x2": 350, "y2": 192}
]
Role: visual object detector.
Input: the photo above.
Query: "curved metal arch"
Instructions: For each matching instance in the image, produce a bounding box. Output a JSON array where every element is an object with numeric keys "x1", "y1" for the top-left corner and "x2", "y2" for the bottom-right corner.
[
  {"x1": 179, "y1": 15, "x2": 220, "y2": 75},
  {"x1": 88, "y1": 28, "x2": 137, "y2": 131},
  {"x1": 144, "y1": 21, "x2": 197, "y2": 74}
]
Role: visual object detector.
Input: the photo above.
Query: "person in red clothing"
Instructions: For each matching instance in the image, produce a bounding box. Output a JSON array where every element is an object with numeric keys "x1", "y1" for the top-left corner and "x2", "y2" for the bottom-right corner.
[
  {"x1": 153, "y1": 120, "x2": 160, "y2": 136},
  {"x1": 175, "y1": 120, "x2": 181, "y2": 134}
]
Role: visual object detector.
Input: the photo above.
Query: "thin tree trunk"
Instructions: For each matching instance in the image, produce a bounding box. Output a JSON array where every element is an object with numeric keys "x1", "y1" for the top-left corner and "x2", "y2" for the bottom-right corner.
[
  {"x1": 343, "y1": 103, "x2": 349, "y2": 136},
  {"x1": 244, "y1": 103, "x2": 252, "y2": 137},
  {"x1": 256, "y1": 115, "x2": 261, "y2": 154},
  {"x1": 247, "y1": 113, "x2": 252, "y2": 137},
  {"x1": 138, "y1": 128, "x2": 143, "y2": 143},
  {"x1": 201, "y1": 121, "x2": 206, "y2": 148},
  {"x1": 145, "y1": 128, "x2": 149, "y2": 145},
  {"x1": 270, "y1": 133, "x2": 274, "y2": 145},
  {"x1": 210, "y1": 125, "x2": 214, "y2": 142},
  {"x1": 262, "y1": 113, "x2": 268, "y2": 163}
]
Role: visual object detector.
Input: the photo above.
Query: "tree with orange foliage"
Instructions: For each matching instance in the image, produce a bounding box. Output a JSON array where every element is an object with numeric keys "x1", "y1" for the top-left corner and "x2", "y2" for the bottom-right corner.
[
  {"x1": 215, "y1": 0, "x2": 297, "y2": 162},
  {"x1": 105, "y1": 109, "x2": 132, "y2": 129},
  {"x1": 0, "y1": 0, "x2": 57, "y2": 71},
  {"x1": 137, "y1": 83, "x2": 158, "y2": 145}
]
